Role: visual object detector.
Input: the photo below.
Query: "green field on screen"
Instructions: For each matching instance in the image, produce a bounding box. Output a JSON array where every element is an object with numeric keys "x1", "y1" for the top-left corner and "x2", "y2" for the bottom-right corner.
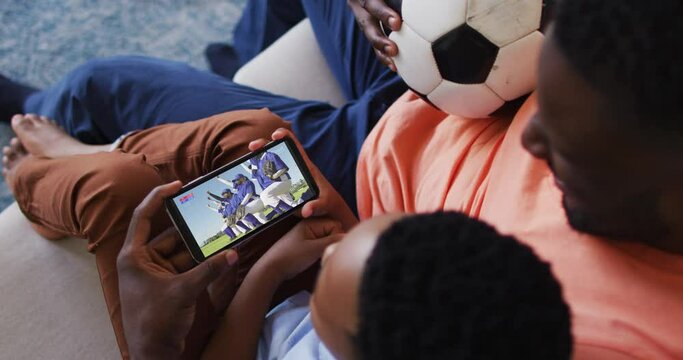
[{"x1": 199, "y1": 186, "x2": 310, "y2": 257}]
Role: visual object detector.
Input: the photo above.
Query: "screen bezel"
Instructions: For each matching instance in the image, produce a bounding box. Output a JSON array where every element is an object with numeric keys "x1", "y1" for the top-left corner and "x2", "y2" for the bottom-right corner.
[{"x1": 165, "y1": 138, "x2": 319, "y2": 262}]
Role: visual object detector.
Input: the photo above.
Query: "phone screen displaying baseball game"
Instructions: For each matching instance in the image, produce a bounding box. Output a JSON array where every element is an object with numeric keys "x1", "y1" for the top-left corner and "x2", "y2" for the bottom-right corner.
[{"x1": 166, "y1": 139, "x2": 318, "y2": 262}]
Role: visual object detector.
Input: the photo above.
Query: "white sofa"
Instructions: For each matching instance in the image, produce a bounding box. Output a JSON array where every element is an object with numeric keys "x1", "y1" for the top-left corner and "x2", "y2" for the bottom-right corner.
[{"x1": 0, "y1": 19, "x2": 344, "y2": 359}]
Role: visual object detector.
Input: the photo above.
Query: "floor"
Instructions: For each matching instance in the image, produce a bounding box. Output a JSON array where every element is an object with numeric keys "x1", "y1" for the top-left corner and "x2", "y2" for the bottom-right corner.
[{"x1": 0, "y1": 0, "x2": 246, "y2": 211}]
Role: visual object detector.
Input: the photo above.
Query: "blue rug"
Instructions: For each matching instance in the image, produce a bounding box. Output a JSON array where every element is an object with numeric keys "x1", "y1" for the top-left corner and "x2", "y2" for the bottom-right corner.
[{"x1": 0, "y1": 0, "x2": 246, "y2": 211}]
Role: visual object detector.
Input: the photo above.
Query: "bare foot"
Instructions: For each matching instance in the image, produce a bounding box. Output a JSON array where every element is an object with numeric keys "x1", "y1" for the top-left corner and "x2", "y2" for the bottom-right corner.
[
  {"x1": 2, "y1": 137, "x2": 28, "y2": 195},
  {"x1": 10, "y1": 114, "x2": 110, "y2": 158},
  {"x1": 2, "y1": 137, "x2": 66, "y2": 240}
]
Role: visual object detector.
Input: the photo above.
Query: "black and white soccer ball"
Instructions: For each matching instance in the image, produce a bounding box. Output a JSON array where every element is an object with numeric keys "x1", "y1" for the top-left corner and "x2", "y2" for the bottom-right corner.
[{"x1": 383, "y1": 0, "x2": 554, "y2": 118}]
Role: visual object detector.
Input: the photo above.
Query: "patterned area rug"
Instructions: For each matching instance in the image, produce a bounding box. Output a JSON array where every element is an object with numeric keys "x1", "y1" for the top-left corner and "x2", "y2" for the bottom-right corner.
[{"x1": 0, "y1": 0, "x2": 245, "y2": 211}]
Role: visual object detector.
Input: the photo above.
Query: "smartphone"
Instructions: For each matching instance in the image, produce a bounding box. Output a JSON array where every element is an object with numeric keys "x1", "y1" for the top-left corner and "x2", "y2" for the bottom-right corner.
[{"x1": 165, "y1": 138, "x2": 319, "y2": 262}]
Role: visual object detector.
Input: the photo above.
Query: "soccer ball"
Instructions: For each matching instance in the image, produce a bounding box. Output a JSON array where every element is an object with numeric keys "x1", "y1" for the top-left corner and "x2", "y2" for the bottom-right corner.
[{"x1": 383, "y1": 0, "x2": 554, "y2": 118}]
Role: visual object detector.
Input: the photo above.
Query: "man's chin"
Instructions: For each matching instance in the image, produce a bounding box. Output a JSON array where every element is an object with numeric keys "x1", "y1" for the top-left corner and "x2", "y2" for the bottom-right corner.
[
  {"x1": 561, "y1": 196, "x2": 614, "y2": 238},
  {"x1": 561, "y1": 195, "x2": 668, "y2": 244}
]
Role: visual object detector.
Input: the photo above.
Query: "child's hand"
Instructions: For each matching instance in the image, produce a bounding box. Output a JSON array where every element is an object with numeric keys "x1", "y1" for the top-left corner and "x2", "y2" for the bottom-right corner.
[
  {"x1": 257, "y1": 217, "x2": 343, "y2": 282},
  {"x1": 248, "y1": 128, "x2": 359, "y2": 231}
]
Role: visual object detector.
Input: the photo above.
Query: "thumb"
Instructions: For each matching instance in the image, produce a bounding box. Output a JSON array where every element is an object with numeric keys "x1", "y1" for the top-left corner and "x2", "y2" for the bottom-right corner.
[
  {"x1": 302, "y1": 217, "x2": 342, "y2": 236},
  {"x1": 177, "y1": 250, "x2": 239, "y2": 301},
  {"x1": 312, "y1": 233, "x2": 344, "y2": 253},
  {"x1": 306, "y1": 234, "x2": 344, "y2": 263},
  {"x1": 322, "y1": 233, "x2": 344, "y2": 246}
]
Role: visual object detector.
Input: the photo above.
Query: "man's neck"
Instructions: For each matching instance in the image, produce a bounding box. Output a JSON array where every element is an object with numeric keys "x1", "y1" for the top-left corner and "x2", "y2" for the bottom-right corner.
[{"x1": 645, "y1": 234, "x2": 683, "y2": 256}]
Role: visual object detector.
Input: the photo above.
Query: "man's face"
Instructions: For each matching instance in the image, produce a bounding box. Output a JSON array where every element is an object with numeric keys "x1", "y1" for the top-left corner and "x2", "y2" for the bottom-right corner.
[
  {"x1": 521, "y1": 35, "x2": 669, "y2": 242},
  {"x1": 309, "y1": 214, "x2": 405, "y2": 360}
]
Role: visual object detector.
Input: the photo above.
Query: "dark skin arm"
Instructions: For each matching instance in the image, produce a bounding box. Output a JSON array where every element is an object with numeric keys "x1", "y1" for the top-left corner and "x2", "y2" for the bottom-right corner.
[
  {"x1": 269, "y1": 166, "x2": 289, "y2": 180},
  {"x1": 347, "y1": 0, "x2": 402, "y2": 70},
  {"x1": 117, "y1": 182, "x2": 239, "y2": 359},
  {"x1": 202, "y1": 130, "x2": 357, "y2": 359},
  {"x1": 202, "y1": 218, "x2": 343, "y2": 360},
  {"x1": 206, "y1": 190, "x2": 225, "y2": 203}
]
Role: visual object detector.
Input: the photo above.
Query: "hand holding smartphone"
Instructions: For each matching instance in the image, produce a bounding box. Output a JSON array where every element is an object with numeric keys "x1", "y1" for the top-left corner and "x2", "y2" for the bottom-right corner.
[{"x1": 165, "y1": 138, "x2": 319, "y2": 262}]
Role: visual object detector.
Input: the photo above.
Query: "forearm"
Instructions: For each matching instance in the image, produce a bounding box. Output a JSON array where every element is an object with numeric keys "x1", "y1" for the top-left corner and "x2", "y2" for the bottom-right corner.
[
  {"x1": 271, "y1": 168, "x2": 288, "y2": 179},
  {"x1": 201, "y1": 262, "x2": 283, "y2": 360},
  {"x1": 208, "y1": 192, "x2": 224, "y2": 202},
  {"x1": 216, "y1": 177, "x2": 232, "y2": 186},
  {"x1": 130, "y1": 341, "x2": 182, "y2": 360}
]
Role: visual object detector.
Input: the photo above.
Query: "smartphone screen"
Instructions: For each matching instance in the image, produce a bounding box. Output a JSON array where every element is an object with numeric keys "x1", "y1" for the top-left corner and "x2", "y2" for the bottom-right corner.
[{"x1": 166, "y1": 138, "x2": 318, "y2": 262}]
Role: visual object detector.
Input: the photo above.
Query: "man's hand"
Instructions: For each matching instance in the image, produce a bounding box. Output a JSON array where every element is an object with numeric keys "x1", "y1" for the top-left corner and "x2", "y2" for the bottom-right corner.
[
  {"x1": 248, "y1": 129, "x2": 359, "y2": 231},
  {"x1": 348, "y1": 0, "x2": 402, "y2": 71},
  {"x1": 117, "y1": 181, "x2": 239, "y2": 360},
  {"x1": 256, "y1": 218, "x2": 343, "y2": 283}
]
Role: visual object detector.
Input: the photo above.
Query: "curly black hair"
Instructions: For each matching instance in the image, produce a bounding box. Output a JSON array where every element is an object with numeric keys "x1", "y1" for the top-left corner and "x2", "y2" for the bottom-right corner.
[
  {"x1": 355, "y1": 212, "x2": 572, "y2": 359},
  {"x1": 553, "y1": 0, "x2": 683, "y2": 136}
]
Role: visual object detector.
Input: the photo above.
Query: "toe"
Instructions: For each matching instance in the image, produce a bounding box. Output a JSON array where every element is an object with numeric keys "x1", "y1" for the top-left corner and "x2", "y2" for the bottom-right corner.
[
  {"x1": 9, "y1": 138, "x2": 26, "y2": 155},
  {"x1": 25, "y1": 113, "x2": 40, "y2": 122},
  {"x1": 11, "y1": 113, "x2": 33, "y2": 132},
  {"x1": 11, "y1": 114, "x2": 24, "y2": 126}
]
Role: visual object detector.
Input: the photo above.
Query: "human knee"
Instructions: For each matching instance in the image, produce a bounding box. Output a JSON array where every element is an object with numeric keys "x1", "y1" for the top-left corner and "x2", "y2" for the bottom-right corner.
[
  {"x1": 217, "y1": 109, "x2": 288, "y2": 143},
  {"x1": 206, "y1": 109, "x2": 290, "y2": 164},
  {"x1": 77, "y1": 153, "x2": 163, "y2": 237},
  {"x1": 65, "y1": 56, "x2": 146, "y2": 95},
  {"x1": 89, "y1": 154, "x2": 161, "y2": 202}
]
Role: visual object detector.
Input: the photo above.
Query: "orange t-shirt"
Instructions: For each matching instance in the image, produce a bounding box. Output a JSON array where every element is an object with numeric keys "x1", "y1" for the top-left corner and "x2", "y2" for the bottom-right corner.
[{"x1": 356, "y1": 92, "x2": 683, "y2": 359}]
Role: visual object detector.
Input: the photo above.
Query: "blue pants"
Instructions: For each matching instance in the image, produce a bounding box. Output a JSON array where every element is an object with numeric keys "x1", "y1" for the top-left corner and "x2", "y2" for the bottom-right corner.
[
  {"x1": 23, "y1": 0, "x2": 406, "y2": 212},
  {"x1": 223, "y1": 227, "x2": 236, "y2": 239},
  {"x1": 232, "y1": 0, "x2": 305, "y2": 66},
  {"x1": 243, "y1": 213, "x2": 263, "y2": 227}
]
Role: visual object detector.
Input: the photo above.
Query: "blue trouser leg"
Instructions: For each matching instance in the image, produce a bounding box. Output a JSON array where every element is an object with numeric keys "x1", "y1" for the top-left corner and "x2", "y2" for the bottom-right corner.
[
  {"x1": 266, "y1": 207, "x2": 280, "y2": 218},
  {"x1": 233, "y1": 0, "x2": 405, "y2": 103},
  {"x1": 244, "y1": 213, "x2": 262, "y2": 226},
  {"x1": 223, "y1": 227, "x2": 236, "y2": 239},
  {"x1": 22, "y1": 0, "x2": 406, "y2": 212},
  {"x1": 276, "y1": 200, "x2": 293, "y2": 212},
  {"x1": 236, "y1": 220, "x2": 249, "y2": 230},
  {"x1": 233, "y1": 0, "x2": 305, "y2": 65},
  {"x1": 299, "y1": 0, "x2": 405, "y2": 103}
]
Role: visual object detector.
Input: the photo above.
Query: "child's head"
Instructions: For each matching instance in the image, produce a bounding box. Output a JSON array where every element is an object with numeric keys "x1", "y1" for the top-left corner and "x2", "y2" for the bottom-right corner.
[{"x1": 310, "y1": 212, "x2": 572, "y2": 359}]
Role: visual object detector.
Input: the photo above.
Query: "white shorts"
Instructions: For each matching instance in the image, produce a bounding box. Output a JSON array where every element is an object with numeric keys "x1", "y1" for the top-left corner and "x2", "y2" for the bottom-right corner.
[
  {"x1": 245, "y1": 198, "x2": 266, "y2": 214},
  {"x1": 260, "y1": 180, "x2": 292, "y2": 208}
]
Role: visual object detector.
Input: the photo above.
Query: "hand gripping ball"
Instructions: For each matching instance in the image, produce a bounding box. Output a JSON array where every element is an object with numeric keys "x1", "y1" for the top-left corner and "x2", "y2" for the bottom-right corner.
[{"x1": 383, "y1": 0, "x2": 554, "y2": 118}]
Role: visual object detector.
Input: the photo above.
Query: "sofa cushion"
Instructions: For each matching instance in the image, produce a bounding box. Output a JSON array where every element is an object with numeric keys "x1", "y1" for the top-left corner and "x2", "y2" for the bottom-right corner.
[
  {"x1": 234, "y1": 19, "x2": 346, "y2": 108},
  {"x1": 0, "y1": 203, "x2": 119, "y2": 358}
]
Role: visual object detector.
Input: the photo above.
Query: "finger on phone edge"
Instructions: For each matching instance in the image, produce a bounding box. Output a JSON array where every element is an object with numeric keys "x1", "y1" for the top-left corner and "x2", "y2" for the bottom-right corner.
[
  {"x1": 149, "y1": 227, "x2": 181, "y2": 256},
  {"x1": 169, "y1": 250, "x2": 195, "y2": 273},
  {"x1": 301, "y1": 199, "x2": 327, "y2": 219},
  {"x1": 248, "y1": 138, "x2": 268, "y2": 151},
  {"x1": 271, "y1": 129, "x2": 315, "y2": 167}
]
